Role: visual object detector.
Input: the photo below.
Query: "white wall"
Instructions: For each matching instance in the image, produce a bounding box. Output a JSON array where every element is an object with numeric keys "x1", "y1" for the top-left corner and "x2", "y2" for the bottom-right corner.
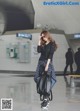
[
  {"x1": 0, "y1": 33, "x2": 69, "y2": 72},
  {"x1": 70, "y1": 40, "x2": 80, "y2": 52}
]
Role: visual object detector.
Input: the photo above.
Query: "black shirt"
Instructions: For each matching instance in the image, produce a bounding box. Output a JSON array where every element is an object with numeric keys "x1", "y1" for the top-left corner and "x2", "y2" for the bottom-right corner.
[
  {"x1": 66, "y1": 51, "x2": 73, "y2": 64},
  {"x1": 37, "y1": 42, "x2": 54, "y2": 61},
  {"x1": 75, "y1": 51, "x2": 80, "y2": 65}
]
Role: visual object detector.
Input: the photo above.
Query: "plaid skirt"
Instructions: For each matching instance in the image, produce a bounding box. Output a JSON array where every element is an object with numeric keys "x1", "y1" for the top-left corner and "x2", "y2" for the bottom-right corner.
[{"x1": 34, "y1": 60, "x2": 56, "y2": 89}]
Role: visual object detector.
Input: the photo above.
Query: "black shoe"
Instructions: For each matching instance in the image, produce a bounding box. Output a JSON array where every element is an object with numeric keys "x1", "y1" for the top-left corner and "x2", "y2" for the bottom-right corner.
[{"x1": 41, "y1": 99, "x2": 49, "y2": 109}]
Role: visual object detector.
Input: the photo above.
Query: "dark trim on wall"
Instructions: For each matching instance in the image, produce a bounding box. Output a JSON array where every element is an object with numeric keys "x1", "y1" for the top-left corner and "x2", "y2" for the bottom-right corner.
[{"x1": 0, "y1": 70, "x2": 75, "y2": 76}]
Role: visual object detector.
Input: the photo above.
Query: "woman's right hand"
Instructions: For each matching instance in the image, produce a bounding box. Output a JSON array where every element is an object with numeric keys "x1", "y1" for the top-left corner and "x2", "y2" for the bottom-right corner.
[
  {"x1": 38, "y1": 34, "x2": 44, "y2": 45},
  {"x1": 38, "y1": 36, "x2": 42, "y2": 46}
]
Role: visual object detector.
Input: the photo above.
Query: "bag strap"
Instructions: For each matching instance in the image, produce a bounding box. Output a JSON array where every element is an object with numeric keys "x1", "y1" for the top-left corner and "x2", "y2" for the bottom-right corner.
[{"x1": 49, "y1": 90, "x2": 53, "y2": 101}]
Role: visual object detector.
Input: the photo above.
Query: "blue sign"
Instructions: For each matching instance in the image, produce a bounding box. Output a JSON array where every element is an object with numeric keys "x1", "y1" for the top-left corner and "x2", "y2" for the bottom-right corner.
[
  {"x1": 16, "y1": 33, "x2": 32, "y2": 40},
  {"x1": 74, "y1": 34, "x2": 80, "y2": 39}
]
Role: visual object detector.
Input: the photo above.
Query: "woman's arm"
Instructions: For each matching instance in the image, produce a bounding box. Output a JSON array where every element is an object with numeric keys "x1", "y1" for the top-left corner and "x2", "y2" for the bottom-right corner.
[
  {"x1": 38, "y1": 39, "x2": 41, "y2": 46},
  {"x1": 45, "y1": 44, "x2": 54, "y2": 71},
  {"x1": 45, "y1": 59, "x2": 51, "y2": 71},
  {"x1": 37, "y1": 35, "x2": 44, "y2": 53},
  {"x1": 37, "y1": 39, "x2": 42, "y2": 53}
]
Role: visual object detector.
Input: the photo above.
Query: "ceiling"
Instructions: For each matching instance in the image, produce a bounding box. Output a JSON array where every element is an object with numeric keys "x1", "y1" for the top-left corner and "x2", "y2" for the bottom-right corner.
[
  {"x1": 0, "y1": 0, "x2": 34, "y2": 32},
  {"x1": 0, "y1": 0, "x2": 80, "y2": 34},
  {"x1": 32, "y1": 0, "x2": 80, "y2": 34}
]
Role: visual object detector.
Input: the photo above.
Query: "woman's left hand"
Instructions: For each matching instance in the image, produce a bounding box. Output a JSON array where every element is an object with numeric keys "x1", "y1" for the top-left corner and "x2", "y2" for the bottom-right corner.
[{"x1": 45, "y1": 65, "x2": 48, "y2": 72}]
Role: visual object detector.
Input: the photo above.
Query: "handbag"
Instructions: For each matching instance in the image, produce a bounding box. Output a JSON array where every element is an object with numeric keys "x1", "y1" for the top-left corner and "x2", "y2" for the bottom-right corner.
[{"x1": 37, "y1": 71, "x2": 51, "y2": 95}]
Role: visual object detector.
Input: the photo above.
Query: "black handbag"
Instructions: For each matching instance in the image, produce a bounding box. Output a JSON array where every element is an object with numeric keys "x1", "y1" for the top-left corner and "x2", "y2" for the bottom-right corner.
[{"x1": 37, "y1": 71, "x2": 53, "y2": 101}]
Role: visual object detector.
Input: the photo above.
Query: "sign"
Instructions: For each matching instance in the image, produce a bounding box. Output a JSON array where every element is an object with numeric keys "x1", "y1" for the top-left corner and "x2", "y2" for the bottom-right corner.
[
  {"x1": 74, "y1": 34, "x2": 80, "y2": 39},
  {"x1": 16, "y1": 33, "x2": 32, "y2": 40}
]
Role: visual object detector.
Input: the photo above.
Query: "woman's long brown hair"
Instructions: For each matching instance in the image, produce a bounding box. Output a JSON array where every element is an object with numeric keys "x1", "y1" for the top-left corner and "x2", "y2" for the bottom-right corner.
[{"x1": 40, "y1": 30, "x2": 57, "y2": 51}]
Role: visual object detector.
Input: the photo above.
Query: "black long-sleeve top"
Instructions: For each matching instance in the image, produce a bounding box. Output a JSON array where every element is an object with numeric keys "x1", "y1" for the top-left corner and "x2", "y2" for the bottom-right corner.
[{"x1": 37, "y1": 42, "x2": 55, "y2": 61}]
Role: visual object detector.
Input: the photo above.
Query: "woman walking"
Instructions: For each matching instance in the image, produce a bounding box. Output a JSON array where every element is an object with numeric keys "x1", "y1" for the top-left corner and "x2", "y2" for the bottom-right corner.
[{"x1": 34, "y1": 30, "x2": 57, "y2": 109}]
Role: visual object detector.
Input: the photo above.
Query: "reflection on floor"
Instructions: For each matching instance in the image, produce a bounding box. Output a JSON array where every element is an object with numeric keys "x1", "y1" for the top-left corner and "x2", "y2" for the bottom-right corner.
[{"x1": 0, "y1": 73, "x2": 80, "y2": 111}]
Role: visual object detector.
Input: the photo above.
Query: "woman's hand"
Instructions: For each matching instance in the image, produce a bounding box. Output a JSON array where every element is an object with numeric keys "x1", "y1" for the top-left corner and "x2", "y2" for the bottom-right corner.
[
  {"x1": 38, "y1": 36, "x2": 42, "y2": 46},
  {"x1": 45, "y1": 65, "x2": 48, "y2": 72},
  {"x1": 38, "y1": 35, "x2": 44, "y2": 46},
  {"x1": 45, "y1": 59, "x2": 51, "y2": 72}
]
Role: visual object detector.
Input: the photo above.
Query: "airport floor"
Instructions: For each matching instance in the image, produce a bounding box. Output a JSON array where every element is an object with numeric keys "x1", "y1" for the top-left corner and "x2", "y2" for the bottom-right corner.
[{"x1": 0, "y1": 73, "x2": 80, "y2": 111}]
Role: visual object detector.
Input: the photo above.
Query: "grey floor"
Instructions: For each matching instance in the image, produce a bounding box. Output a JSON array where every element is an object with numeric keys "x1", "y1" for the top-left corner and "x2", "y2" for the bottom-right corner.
[{"x1": 0, "y1": 73, "x2": 80, "y2": 111}]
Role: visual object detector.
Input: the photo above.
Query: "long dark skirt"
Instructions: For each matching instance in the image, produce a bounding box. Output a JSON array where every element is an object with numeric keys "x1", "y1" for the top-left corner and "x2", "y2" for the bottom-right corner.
[{"x1": 34, "y1": 60, "x2": 56, "y2": 89}]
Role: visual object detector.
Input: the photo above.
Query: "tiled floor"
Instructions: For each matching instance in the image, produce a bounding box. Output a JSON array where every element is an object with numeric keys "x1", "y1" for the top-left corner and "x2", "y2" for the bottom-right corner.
[{"x1": 0, "y1": 73, "x2": 80, "y2": 111}]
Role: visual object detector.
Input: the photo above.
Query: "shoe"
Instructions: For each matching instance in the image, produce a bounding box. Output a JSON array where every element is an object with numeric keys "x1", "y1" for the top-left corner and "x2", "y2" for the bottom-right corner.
[{"x1": 41, "y1": 99, "x2": 49, "y2": 108}]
